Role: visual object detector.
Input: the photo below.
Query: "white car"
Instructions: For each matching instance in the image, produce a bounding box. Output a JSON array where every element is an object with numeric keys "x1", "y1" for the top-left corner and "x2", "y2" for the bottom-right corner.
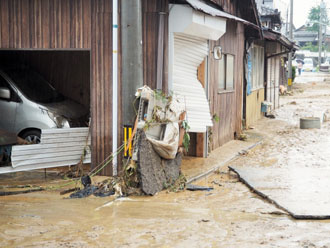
[
  {"x1": 0, "y1": 67, "x2": 89, "y2": 143},
  {"x1": 303, "y1": 58, "x2": 314, "y2": 72},
  {"x1": 320, "y1": 58, "x2": 330, "y2": 72}
]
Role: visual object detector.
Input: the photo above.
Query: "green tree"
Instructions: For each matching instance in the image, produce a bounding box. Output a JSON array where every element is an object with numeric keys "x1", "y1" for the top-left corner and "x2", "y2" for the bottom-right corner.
[
  {"x1": 301, "y1": 42, "x2": 326, "y2": 52},
  {"x1": 307, "y1": 4, "x2": 328, "y2": 32}
]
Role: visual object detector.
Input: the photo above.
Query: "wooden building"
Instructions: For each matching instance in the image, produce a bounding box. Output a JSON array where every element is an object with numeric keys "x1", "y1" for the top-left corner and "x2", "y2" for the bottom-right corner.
[
  {"x1": 245, "y1": 40, "x2": 265, "y2": 128},
  {"x1": 179, "y1": 0, "x2": 261, "y2": 152},
  {"x1": 244, "y1": 33, "x2": 297, "y2": 127},
  {"x1": 0, "y1": 0, "x2": 261, "y2": 176},
  {"x1": 263, "y1": 29, "x2": 298, "y2": 110},
  {"x1": 0, "y1": 0, "x2": 115, "y2": 175}
]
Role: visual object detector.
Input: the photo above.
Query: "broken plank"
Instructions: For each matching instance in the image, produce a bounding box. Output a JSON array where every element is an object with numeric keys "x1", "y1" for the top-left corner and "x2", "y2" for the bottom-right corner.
[
  {"x1": 12, "y1": 154, "x2": 91, "y2": 168},
  {"x1": 41, "y1": 127, "x2": 89, "y2": 134},
  {"x1": 40, "y1": 136, "x2": 89, "y2": 144},
  {"x1": 12, "y1": 141, "x2": 90, "y2": 151},
  {"x1": 11, "y1": 150, "x2": 91, "y2": 163},
  {"x1": 12, "y1": 145, "x2": 90, "y2": 156}
]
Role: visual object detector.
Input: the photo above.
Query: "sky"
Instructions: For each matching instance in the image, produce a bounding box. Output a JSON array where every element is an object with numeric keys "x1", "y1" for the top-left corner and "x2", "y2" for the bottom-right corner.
[{"x1": 274, "y1": 0, "x2": 330, "y2": 28}]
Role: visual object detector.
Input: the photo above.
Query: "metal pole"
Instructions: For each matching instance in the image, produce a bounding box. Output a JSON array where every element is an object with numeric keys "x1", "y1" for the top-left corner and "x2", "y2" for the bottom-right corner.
[
  {"x1": 288, "y1": 0, "x2": 293, "y2": 91},
  {"x1": 112, "y1": 0, "x2": 118, "y2": 175},
  {"x1": 318, "y1": 9, "x2": 322, "y2": 69},
  {"x1": 286, "y1": 7, "x2": 289, "y2": 36},
  {"x1": 324, "y1": 23, "x2": 327, "y2": 61},
  {"x1": 319, "y1": 1, "x2": 325, "y2": 68}
]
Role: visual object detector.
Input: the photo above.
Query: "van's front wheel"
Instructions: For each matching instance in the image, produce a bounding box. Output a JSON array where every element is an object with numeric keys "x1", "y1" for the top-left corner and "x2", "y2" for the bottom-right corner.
[{"x1": 21, "y1": 130, "x2": 41, "y2": 144}]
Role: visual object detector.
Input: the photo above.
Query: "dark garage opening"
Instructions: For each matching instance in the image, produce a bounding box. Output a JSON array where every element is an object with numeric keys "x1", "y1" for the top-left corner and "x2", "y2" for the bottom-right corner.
[{"x1": 0, "y1": 50, "x2": 91, "y2": 140}]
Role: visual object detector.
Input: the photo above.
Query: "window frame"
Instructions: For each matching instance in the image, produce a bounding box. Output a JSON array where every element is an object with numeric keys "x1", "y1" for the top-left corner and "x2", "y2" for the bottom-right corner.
[
  {"x1": 0, "y1": 72, "x2": 21, "y2": 103},
  {"x1": 217, "y1": 53, "x2": 236, "y2": 94},
  {"x1": 250, "y1": 45, "x2": 264, "y2": 91}
]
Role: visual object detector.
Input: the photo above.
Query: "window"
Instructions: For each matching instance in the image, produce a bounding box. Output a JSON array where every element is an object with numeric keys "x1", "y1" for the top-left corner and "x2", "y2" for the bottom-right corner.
[
  {"x1": 251, "y1": 45, "x2": 264, "y2": 89},
  {"x1": 3, "y1": 68, "x2": 64, "y2": 104},
  {"x1": 0, "y1": 74, "x2": 8, "y2": 88},
  {"x1": 218, "y1": 54, "x2": 235, "y2": 92},
  {"x1": 0, "y1": 74, "x2": 13, "y2": 101}
]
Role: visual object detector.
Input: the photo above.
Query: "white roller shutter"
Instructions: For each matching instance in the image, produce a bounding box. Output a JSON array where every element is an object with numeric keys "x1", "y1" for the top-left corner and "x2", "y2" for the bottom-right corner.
[{"x1": 173, "y1": 33, "x2": 213, "y2": 133}]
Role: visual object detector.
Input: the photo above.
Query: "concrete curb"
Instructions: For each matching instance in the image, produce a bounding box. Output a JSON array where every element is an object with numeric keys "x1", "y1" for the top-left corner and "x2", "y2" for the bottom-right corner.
[{"x1": 186, "y1": 140, "x2": 263, "y2": 184}]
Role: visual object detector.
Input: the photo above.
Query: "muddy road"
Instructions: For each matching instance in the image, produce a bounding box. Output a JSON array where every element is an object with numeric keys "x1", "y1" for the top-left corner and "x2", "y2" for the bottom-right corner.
[{"x1": 1, "y1": 75, "x2": 330, "y2": 247}]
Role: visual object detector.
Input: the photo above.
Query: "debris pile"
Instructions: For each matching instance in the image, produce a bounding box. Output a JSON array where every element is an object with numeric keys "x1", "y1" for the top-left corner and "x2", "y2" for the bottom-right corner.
[
  {"x1": 69, "y1": 176, "x2": 121, "y2": 198},
  {"x1": 132, "y1": 86, "x2": 187, "y2": 195},
  {"x1": 66, "y1": 86, "x2": 189, "y2": 198},
  {"x1": 137, "y1": 131, "x2": 183, "y2": 195}
]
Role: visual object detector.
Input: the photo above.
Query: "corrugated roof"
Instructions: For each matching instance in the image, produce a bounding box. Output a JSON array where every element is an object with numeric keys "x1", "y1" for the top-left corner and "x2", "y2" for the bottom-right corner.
[{"x1": 263, "y1": 28, "x2": 299, "y2": 50}]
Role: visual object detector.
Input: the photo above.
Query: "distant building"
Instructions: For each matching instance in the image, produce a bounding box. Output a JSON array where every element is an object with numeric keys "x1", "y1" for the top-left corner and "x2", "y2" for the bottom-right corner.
[
  {"x1": 293, "y1": 25, "x2": 318, "y2": 46},
  {"x1": 256, "y1": 0, "x2": 274, "y2": 10},
  {"x1": 256, "y1": 0, "x2": 282, "y2": 31}
]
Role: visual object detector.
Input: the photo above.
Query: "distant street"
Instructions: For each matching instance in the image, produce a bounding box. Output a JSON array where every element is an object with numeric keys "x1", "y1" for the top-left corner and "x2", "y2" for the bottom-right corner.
[{"x1": 294, "y1": 71, "x2": 330, "y2": 84}]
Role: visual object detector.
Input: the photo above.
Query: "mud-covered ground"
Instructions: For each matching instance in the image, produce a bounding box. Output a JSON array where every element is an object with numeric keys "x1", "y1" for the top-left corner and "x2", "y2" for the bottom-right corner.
[{"x1": 1, "y1": 75, "x2": 330, "y2": 247}]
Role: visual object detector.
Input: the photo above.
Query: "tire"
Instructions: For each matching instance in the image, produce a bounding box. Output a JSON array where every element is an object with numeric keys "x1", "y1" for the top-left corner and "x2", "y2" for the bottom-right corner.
[{"x1": 20, "y1": 130, "x2": 41, "y2": 144}]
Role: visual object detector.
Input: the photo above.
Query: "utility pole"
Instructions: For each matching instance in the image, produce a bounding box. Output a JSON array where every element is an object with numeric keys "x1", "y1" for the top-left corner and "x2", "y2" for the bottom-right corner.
[
  {"x1": 319, "y1": 1, "x2": 325, "y2": 68},
  {"x1": 288, "y1": 0, "x2": 293, "y2": 91},
  {"x1": 286, "y1": 7, "x2": 289, "y2": 36},
  {"x1": 121, "y1": 1, "x2": 143, "y2": 126}
]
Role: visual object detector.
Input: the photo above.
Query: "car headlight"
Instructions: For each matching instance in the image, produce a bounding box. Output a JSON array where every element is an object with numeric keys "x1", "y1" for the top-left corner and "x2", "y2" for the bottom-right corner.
[{"x1": 47, "y1": 111, "x2": 70, "y2": 128}]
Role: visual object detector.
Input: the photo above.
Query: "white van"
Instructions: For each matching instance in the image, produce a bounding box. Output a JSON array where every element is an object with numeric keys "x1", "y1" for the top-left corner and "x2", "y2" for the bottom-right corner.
[
  {"x1": 303, "y1": 58, "x2": 314, "y2": 72},
  {"x1": 0, "y1": 67, "x2": 89, "y2": 143}
]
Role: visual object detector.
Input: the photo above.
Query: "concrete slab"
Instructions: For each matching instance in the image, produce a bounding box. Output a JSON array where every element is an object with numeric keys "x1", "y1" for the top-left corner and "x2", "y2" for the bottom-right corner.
[
  {"x1": 182, "y1": 136, "x2": 262, "y2": 183},
  {"x1": 230, "y1": 166, "x2": 330, "y2": 219}
]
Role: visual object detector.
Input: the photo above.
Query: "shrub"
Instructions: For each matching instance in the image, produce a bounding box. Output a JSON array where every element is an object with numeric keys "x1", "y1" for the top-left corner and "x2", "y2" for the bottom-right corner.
[{"x1": 292, "y1": 65, "x2": 296, "y2": 82}]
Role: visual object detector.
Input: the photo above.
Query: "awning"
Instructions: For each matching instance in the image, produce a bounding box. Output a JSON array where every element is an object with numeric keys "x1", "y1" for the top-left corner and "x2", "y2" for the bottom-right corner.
[
  {"x1": 186, "y1": 0, "x2": 260, "y2": 30},
  {"x1": 169, "y1": 4, "x2": 227, "y2": 41}
]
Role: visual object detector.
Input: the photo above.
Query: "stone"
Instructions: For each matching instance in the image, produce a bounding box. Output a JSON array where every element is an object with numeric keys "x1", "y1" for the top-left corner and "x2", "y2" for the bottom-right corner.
[
  {"x1": 138, "y1": 131, "x2": 166, "y2": 195},
  {"x1": 162, "y1": 152, "x2": 182, "y2": 185},
  {"x1": 137, "y1": 131, "x2": 182, "y2": 195}
]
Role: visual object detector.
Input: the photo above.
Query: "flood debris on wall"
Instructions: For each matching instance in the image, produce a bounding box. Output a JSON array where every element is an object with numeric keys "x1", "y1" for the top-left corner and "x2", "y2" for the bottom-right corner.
[
  {"x1": 131, "y1": 86, "x2": 188, "y2": 195},
  {"x1": 60, "y1": 87, "x2": 189, "y2": 198}
]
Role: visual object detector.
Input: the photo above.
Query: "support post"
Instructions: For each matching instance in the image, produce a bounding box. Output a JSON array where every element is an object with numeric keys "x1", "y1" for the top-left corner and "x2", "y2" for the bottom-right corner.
[
  {"x1": 319, "y1": 1, "x2": 325, "y2": 69},
  {"x1": 121, "y1": 1, "x2": 143, "y2": 127},
  {"x1": 287, "y1": 0, "x2": 293, "y2": 91}
]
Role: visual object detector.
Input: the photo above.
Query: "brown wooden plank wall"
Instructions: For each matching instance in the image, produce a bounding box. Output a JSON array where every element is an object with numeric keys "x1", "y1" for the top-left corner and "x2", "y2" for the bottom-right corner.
[
  {"x1": 90, "y1": 0, "x2": 113, "y2": 175},
  {"x1": 209, "y1": 20, "x2": 245, "y2": 149},
  {"x1": 0, "y1": 0, "x2": 115, "y2": 175},
  {"x1": 210, "y1": 0, "x2": 258, "y2": 26},
  {"x1": 142, "y1": 0, "x2": 168, "y2": 93},
  {"x1": 0, "y1": 0, "x2": 92, "y2": 49},
  {"x1": 209, "y1": 0, "x2": 239, "y2": 15}
]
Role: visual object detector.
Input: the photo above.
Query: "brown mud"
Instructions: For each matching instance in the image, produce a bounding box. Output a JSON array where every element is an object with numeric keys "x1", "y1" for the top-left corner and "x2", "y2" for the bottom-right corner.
[{"x1": 1, "y1": 79, "x2": 330, "y2": 247}]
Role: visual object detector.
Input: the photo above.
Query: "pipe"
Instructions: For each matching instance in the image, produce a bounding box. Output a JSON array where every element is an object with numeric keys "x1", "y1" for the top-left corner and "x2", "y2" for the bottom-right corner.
[
  {"x1": 112, "y1": 0, "x2": 118, "y2": 175},
  {"x1": 266, "y1": 50, "x2": 291, "y2": 59}
]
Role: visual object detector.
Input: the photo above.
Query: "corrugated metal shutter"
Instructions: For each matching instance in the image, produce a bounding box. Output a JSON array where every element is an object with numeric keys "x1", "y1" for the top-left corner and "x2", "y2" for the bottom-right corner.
[
  {"x1": 173, "y1": 33, "x2": 213, "y2": 133},
  {"x1": 10, "y1": 128, "x2": 91, "y2": 170}
]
